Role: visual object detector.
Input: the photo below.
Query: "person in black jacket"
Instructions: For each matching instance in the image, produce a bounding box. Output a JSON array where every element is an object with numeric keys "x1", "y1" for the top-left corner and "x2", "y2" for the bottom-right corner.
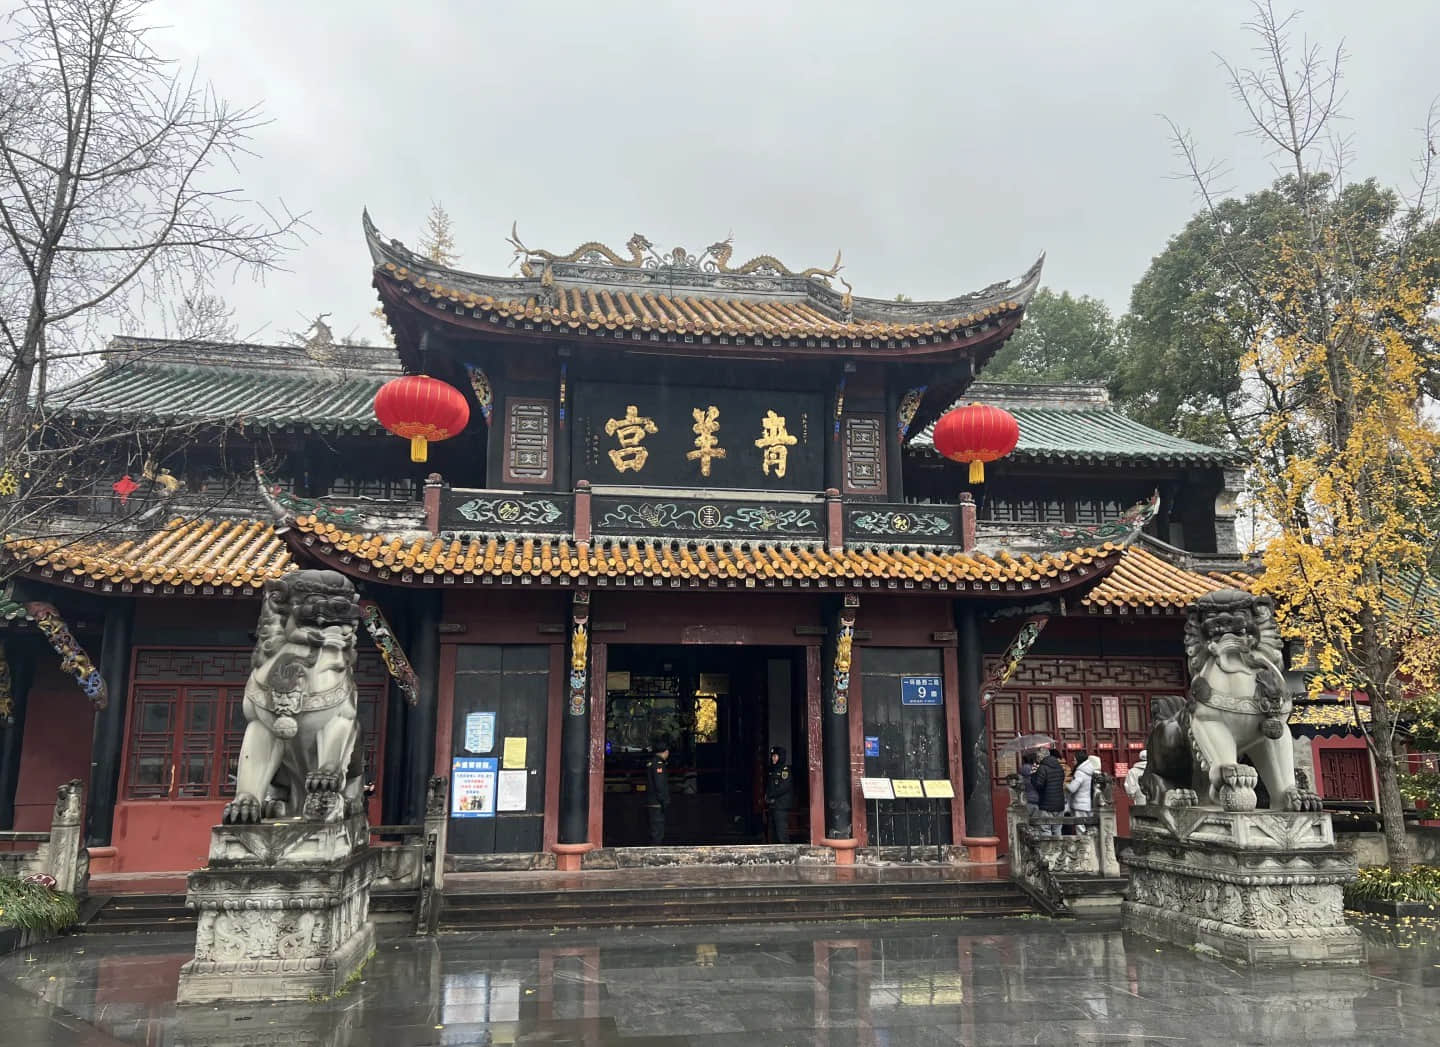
[
  {"x1": 764, "y1": 746, "x2": 794, "y2": 843},
  {"x1": 1032, "y1": 748, "x2": 1066, "y2": 836},
  {"x1": 644, "y1": 744, "x2": 671, "y2": 845}
]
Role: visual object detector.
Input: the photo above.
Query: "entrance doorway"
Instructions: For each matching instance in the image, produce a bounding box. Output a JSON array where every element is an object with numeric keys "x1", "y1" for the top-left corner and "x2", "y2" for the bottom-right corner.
[{"x1": 602, "y1": 644, "x2": 809, "y2": 847}]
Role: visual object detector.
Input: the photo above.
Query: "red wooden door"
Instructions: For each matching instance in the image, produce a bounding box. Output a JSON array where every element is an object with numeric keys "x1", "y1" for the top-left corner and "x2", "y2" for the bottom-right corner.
[{"x1": 985, "y1": 657, "x2": 1185, "y2": 846}]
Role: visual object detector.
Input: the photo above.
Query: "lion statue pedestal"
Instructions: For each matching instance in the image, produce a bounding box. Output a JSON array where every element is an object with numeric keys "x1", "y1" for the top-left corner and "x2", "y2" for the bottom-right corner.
[
  {"x1": 178, "y1": 571, "x2": 377, "y2": 1004},
  {"x1": 1118, "y1": 590, "x2": 1362, "y2": 966}
]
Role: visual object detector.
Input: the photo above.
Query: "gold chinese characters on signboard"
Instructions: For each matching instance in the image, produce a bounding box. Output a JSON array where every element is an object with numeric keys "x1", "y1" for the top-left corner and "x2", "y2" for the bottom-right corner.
[
  {"x1": 755, "y1": 410, "x2": 798, "y2": 478},
  {"x1": 604, "y1": 405, "x2": 658, "y2": 473},
  {"x1": 686, "y1": 406, "x2": 726, "y2": 478}
]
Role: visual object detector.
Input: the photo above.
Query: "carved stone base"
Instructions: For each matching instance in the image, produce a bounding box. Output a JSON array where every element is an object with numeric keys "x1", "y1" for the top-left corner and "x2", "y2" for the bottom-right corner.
[
  {"x1": 177, "y1": 816, "x2": 376, "y2": 1004},
  {"x1": 1120, "y1": 808, "x2": 1363, "y2": 966}
]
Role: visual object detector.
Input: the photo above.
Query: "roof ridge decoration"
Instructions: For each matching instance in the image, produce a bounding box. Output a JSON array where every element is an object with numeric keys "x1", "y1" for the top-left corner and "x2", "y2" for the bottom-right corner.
[{"x1": 507, "y1": 223, "x2": 845, "y2": 284}]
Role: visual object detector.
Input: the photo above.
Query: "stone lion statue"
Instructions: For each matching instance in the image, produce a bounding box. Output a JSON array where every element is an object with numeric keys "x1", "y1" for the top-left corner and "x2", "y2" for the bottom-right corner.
[
  {"x1": 1140, "y1": 589, "x2": 1321, "y2": 813},
  {"x1": 223, "y1": 570, "x2": 365, "y2": 825}
]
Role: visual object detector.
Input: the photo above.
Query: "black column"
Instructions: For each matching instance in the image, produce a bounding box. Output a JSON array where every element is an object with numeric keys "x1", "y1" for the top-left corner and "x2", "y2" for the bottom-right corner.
[
  {"x1": 380, "y1": 594, "x2": 410, "y2": 827},
  {"x1": 554, "y1": 355, "x2": 572, "y2": 493},
  {"x1": 403, "y1": 590, "x2": 442, "y2": 825},
  {"x1": 956, "y1": 604, "x2": 994, "y2": 837},
  {"x1": 87, "y1": 598, "x2": 135, "y2": 846},
  {"x1": 558, "y1": 598, "x2": 589, "y2": 844},
  {"x1": 0, "y1": 638, "x2": 37, "y2": 829},
  {"x1": 821, "y1": 603, "x2": 854, "y2": 839},
  {"x1": 884, "y1": 377, "x2": 904, "y2": 502},
  {"x1": 824, "y1": 366, "x2": 844, "y2": 493}
]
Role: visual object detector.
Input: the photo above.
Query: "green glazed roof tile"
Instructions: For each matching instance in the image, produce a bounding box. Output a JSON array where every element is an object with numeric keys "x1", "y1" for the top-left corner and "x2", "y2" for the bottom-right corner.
[
  {"x1": 910, "y1": 383, "x2": 1238, "y2": 466},
  {"x1": 46, "y1": 338, "x2": 398, "y2": 435}
]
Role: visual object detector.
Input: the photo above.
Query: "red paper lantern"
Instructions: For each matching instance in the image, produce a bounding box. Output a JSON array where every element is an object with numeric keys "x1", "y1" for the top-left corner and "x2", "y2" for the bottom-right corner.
[
  {"x1": 373, "y1": 375, "x2": 470, "y2": 463},
  {"x1": 932, "y1": 403, "x2": 1020, "y2": 484}
]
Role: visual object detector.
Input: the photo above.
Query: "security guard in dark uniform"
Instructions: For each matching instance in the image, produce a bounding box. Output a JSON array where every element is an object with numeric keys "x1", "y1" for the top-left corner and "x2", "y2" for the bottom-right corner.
[
  {"x1": 644, "y1": 744, "x2": 671, "y2": 845},
  {"x1": 764, "y1": 746, "x2": 794, "y2": 843}
]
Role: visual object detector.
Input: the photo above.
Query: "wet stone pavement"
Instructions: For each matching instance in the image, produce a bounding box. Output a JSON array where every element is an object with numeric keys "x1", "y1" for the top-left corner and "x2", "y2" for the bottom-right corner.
[{"x1": 2, "y1": 914, "x2": 1439, "y2": 1046}]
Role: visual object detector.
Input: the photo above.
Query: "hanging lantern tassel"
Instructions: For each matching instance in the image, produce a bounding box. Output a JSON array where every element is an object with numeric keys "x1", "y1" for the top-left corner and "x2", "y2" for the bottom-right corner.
[
  {"x1": 932, "y1": 403, "x2": 1020, "y2": 485},
  {"x1": 374, "y1": 375, "x2": 471, "y2": 464}
]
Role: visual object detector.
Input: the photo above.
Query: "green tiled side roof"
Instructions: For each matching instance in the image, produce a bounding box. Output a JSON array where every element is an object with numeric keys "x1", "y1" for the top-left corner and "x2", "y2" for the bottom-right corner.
[
  {"x1": 910, "y1": 383, "x2": 1239, "y2": 466},
  {"x1": 47, "y1": 338, "x2": 396, "y2": 436},
  {"x1": 1003, "y1": 405, "x2": 1234, "y2": 464}
]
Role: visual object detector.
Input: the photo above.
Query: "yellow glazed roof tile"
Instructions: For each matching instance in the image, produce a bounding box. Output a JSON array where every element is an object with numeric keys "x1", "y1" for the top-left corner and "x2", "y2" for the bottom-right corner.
[
  {"x1": 289, "y1": 514, "x2": 1122, "y2": 590},
  {"x1": 1082, "y1": 547, "x2": 1252, "y2": 611},
  {"x1": 7, "y1": 518, "x2": 293, "y2": 593}
]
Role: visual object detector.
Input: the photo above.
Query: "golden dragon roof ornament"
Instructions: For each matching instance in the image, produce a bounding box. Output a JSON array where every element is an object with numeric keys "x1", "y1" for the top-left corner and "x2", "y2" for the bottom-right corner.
[{"x1": 507, "y1": 224, "x2": 843, "y2": 283}]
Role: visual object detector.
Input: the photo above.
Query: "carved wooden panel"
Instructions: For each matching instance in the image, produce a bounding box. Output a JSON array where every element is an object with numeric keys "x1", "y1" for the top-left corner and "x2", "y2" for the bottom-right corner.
[
  {"x1": 125, "y1": 647, "x2": 389, "y2": 803},
  {"x1": 503, "y1": 397, "x2": 554, "y2": 485},
  {"x1": 842, "y1": 414, "x2": 885, "y2": 494}
]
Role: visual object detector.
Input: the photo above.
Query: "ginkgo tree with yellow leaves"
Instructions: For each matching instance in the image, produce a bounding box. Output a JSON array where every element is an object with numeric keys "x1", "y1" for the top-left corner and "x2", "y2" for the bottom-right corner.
[{"x1": 1166, "y1": 3, "x2": 1440, "y2": 871}]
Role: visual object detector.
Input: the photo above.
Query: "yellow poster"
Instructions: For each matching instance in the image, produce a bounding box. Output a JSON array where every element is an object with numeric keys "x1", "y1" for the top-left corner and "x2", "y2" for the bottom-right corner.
[
  {"x1": 502, "y1": 736, "x2": 527, "y2": 769},
  {"x1": 892, "y1": 779, "x2": 924, "y2": 798},
  {"x1": 922, "y1": 779, "x2": 955, "y2": 798}
]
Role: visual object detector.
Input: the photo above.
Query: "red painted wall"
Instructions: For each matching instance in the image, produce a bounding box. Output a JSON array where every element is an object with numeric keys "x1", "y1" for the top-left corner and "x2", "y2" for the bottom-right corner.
[{"x1": 14, "y1": 662, "x2": 93, "y2": 832}]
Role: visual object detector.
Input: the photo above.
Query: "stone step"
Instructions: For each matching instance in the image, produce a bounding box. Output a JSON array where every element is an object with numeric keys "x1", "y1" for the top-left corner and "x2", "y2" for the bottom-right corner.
[
  {"x1": 441, "y1": 887, "x2": 1030, "y2": 908},
  {"x1": 437, "y1": 882, "x2": 1036, "y2": 930}
]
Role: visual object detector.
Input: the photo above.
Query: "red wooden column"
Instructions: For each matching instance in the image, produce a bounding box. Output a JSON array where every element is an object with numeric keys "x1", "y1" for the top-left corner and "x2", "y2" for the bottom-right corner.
[
  {"x1": 553, "y1": 592, "x2": 593, "y2": 870},
  {"x1": 542, "y1": 642, "x2": 565, "y2": 855},
  {"x1": 806, "y1": 644, "x2": 824, "y2": 847},
  {"x1": 586, "y1": 641, "x2": 608, "y2": 851},
  {"x1": 942, "y1": 641, "x2": 967, "y2": 845},
  {"x1": 847, "y1": 658, "x2": 867, "y2": 847}
]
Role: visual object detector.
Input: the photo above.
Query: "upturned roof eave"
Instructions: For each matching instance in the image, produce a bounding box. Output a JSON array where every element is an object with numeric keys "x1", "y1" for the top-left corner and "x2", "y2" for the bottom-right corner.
[{"x1": 364, "y1": 210, "x2": 1045, "y2": 350}]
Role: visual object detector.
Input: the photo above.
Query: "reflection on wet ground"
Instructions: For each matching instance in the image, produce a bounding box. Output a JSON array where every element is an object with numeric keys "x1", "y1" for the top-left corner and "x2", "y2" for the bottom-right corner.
[{"x1": 1, "y1": 914, "x2": 1438, "y2": 1045}]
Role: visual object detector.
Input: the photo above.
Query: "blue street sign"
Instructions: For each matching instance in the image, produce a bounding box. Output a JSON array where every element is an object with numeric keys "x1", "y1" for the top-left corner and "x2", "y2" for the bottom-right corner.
[
  {"x1": 865, "y1": 736, "x2": 880, "y2": 758},
  {"x1": 901, "y1": 676, "x2": 943, "y2": 706}
]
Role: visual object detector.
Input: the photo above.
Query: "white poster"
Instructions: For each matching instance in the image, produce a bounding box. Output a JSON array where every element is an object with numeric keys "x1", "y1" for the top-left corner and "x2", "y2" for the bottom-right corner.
[
  {"x1": 496, "y1": 769, "x2": 528, "y2": 812},
  {"x1": 464, "y1": 711, "x2": 496, "y2": 754}
]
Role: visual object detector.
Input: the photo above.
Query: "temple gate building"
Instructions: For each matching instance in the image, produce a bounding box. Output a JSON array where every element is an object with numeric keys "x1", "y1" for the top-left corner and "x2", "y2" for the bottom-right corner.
[{"x1": 1, "y1": 216, "x2": 1350, "y2": 878}]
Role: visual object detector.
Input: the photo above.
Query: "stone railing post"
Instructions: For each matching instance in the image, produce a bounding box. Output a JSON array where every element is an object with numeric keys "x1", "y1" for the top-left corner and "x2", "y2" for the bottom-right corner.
[
  {"x1": 1003, "y1": 773, "x2": 1027, "y2": 869},
  {"x1": 414, "y1": 775, "x2": 448, "y2": 936},
  {"x1": 1092, "y1": 772, "x2": 1120, "y2": 876},
  {"x1": 46, "y1": 779, "x2": 87, "y2": 897}
]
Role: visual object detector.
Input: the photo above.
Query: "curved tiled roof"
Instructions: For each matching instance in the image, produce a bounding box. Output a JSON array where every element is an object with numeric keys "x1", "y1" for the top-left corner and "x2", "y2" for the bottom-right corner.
[
  {"x1": 289, "y1": 513, "x2": 1122, "y2": 592},
  {"x1": 366, "y1": 211, "x2": 1043, "y2": 352},
  {"x1": 377, "y1": 258, "x2": 1026, "y2": 343},
  {"x1": 1082, "y1": 547, "x2": 1251, "y2": 612},
  {"x1": 8, "y1": 518, "x2": 292, "y2": 595},
  {"x1": 50, "y1": 349, "x2": 391, "y2": 434},
  {"x1": 5, "y1": 516, "x2": 1240, "y2": 609}
]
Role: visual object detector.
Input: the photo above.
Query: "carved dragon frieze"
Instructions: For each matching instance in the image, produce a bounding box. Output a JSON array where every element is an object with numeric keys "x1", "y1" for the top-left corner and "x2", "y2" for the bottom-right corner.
[{"x1": 508, "y1": 224, "x2": 843, "y2": 285}]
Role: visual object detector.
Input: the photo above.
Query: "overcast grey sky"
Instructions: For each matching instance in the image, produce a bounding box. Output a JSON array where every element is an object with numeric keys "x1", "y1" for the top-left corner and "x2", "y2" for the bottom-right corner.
[{"x1": 147, "y1": 0, "x2": 1440, "y2": 345}]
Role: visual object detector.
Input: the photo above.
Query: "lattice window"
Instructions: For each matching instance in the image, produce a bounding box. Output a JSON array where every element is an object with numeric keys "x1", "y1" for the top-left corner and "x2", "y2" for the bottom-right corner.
[
  {"x1": 1075, "y1": 498, "x2": 1125, "y2": 524},
  {"x1": 1319, "y1": 749, "x2": 1373, "y2": 802},
  {"x1": 980, "y1": 498, "x2": 1064, "y2": 524},
  {"x1": 124, "y1": 647, "x2": 389, "y2": 802},
  {"x1": 503, "y1": 398, "x2": 554, "y2": 484},
  {"x1": 842, "y1": 414, "x2": 885, "y2": 494},
  {"x1": 985, "y1": 657, "x2": 1184, "y2": 783},
  {"x1": 328, "y1": 477, "x2": 415, "y2": 500}
]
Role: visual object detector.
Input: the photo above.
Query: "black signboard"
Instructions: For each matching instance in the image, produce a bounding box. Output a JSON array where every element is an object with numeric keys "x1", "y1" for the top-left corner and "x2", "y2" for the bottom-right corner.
[{"x1": 571, "y1": 381, "x2": 823, "y2": 491}]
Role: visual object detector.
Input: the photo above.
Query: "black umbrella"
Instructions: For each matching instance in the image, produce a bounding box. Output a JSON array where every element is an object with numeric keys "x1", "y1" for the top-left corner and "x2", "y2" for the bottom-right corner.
[{"x1": 998, "y1": 733, "x2": 1057, "y2": 754}]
